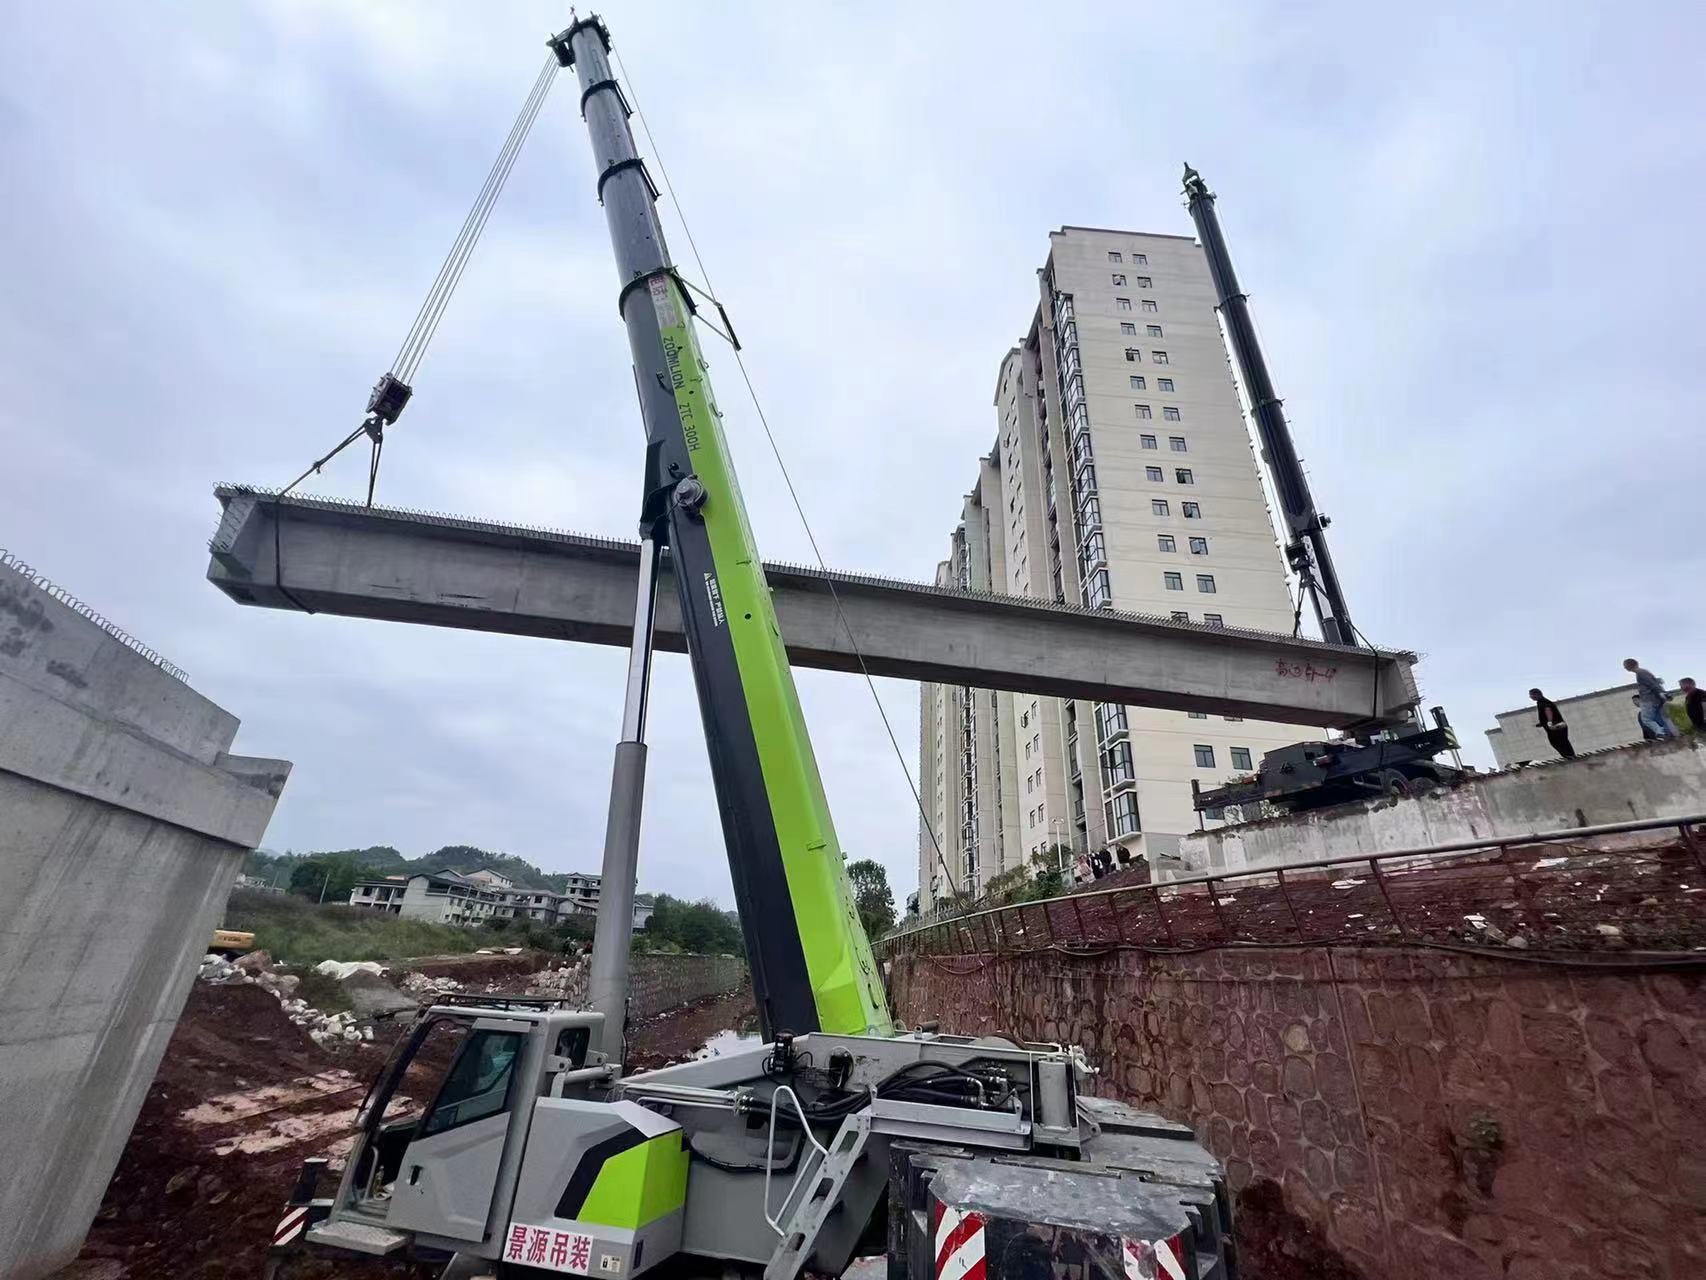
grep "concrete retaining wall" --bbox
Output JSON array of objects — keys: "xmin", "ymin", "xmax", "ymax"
[
  {"xmin": 0, "ymin": 562, "xmax": 288, "ymax": 1280},
  {"xmin": 890, "ymin": 948, "xmax": 1706, "ymax": 1278},
  {"xmin": 1179, "ymin": 737, "xmax": 1705, "ymax": 875},
  {"xmin": 629, "ymin": 953, "xmax": 747, "ymax": 1020}
]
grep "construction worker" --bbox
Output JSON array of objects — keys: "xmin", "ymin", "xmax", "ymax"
[
  {"xmin": 1624, "ymin": 658, "xmax": 1678, "ymax": 740},
  {"xmin": 1529, "ymin": 688, "xmax": 1574, "ymax": 759},
  {"xmin": 1680, "ymin": 677, "xmax": 1704, "ymax": 734}
]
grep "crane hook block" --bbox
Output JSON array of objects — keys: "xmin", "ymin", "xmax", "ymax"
[{"xmin": 366, "ymin": 373, "xmax": 414, "ymax": 426}]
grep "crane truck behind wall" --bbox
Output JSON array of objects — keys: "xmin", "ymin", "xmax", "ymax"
[{"xmin": 1180, "ymin": 165, "xmax": 1463, "ymax": 818}]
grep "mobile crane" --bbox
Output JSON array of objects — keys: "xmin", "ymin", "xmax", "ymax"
[
  {"xmin": 1181, "ymin": 166, "xmax": 1463, "ymax": 821},
  {"xmin": 264, "ymin": 17, "xmax": 1232, "ymax": 1280}
]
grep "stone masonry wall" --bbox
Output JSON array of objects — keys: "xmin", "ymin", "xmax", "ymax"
[
  {"xmin": 628, "ymin": 952, "xmax": 746, "ymax": 1020},
  {"xmin": 890, "ymin": 947, "xmax": 1706, "ymax": 1279}
]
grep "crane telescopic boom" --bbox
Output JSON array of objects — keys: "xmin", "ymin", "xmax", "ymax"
[
  {"xmin": 558, "ymin": 17, "xmax": 888, "ymax": 1045},
  {"xmin": 1182, "ymin": 164, "xmax": 1355, "ymax": 647}
]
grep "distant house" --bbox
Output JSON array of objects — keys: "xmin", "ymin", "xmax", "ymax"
[
  {"xmin": 506, "ymin": 888, "xmax": 564, "ymax": 923},
  {"xmin": 347, "ymin": 870, "xmax": 506, "ymax": 926},
  {"xmin": 349, "ymin": 867, "xmax": 652, "ymax": 930},
  {"xmin": 348, "ymin": 874, "xmax": 409, "ymax": 914}
]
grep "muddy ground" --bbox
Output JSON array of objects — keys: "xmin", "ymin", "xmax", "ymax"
[{"xmin": 72, "ymin": 961, "xmax": 753, "ymax": 1280}]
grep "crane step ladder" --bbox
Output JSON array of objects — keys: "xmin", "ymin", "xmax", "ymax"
[
  {"xmin": 763, "ymin": 1104, "xmax": 874, "ymax": 1280},
  {"xmin": 304, "ymin": 1219, "xmax": 407, "ymax": 1256}
]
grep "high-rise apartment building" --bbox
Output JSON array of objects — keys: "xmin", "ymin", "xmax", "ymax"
[{"xmin": 917, "ymin": 227, "xmax": 1313, "ymax": 909}]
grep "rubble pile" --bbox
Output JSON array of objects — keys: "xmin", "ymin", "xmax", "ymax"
[
  {"xmin": 526, "ymin": 957, "xmax": 590, "ymax": 1002},
  {"xmin": 197, "ymin": 952, "xmax": 382, "ymax": 1048},
  {"xmin": 399, "ymin": 970, "xmax": 465, "ymax": 998}
]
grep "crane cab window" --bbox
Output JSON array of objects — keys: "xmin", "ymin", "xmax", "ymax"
[{"xmin": 420, "ymin": 1030, "xmax": 523, "ymax": 1138}]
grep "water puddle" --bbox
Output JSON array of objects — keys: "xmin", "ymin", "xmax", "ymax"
[{"xmin": 695, "ymin": 1029, "xmax": 762, "ymax": 1059}]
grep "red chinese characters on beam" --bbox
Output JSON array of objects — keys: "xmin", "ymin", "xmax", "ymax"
[{"xmin": 1273, "ymin": 660, "xmax": 1338, "ymax": 683}]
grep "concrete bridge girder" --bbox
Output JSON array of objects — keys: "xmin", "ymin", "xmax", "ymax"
[{"xmin": 206, "ymin": 487, "xmax": 1420, "ymax": 731}]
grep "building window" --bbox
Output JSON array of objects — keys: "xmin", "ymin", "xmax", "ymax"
[
  {"xmin": 1190, "ymin": 536, "xmax": 1208, "ymax": 554},
  {"xmin": 1133, "ymin": 252, "xmax": 1148, "ymax": 264},
  {"xmin": 1111, "ymin": 273, "xmax": 1126, "ymax": 286},
  {"xmin": 1164, "ymin": 571, "xmax": 1184, "ymax": 591},
  {"xmin": 1103, "ymin": 739, "xmax": 1134, "ymax": 786},
  {"xmin": 1141, "ymin": 433, "xmax": 1157, "ymax": 449},
  {"xmin": 1134, "ymin": 403, "xmax": 1152, "ymax": 419},
  {"xmin": 1170, "ymin": 610, "xmax": 1190, "ymax": 621},
  {"xmin": 1182, "ymin": 502, "xmax": 1201, "ymax": 518},
  {"xmin": 1117, "ymin": 297, "xmax": 1132, "ymax": 311},
  {"xmin": 1086, "ymin": 568, "xmax": 1112, "ymax": 609},
  {"xmin": 1197, "ymin": 574, "xmax": 1217, "ymax": 593},
  {"xmin": 1136, "ymin": 275, "xmax": 1152, "ymax": 288},
  {"xmin": 1109, "ymin": 790, "xmax": 1140, "ymax": 837},
  {"xmin": 1164, "ymin": 407, "xmax": 1181, "ymax": 422},
  {"xmin": 1152, "ymin": 499, "xmax": 1170, "ymax": 516},
  {"xmin": 1108, "ymin": 251, "xmax": 1123, "ymax": 263},
  {"xmin": 1158, "ymin": 534, "xmax": 1176, "ymax": 552},
  {"xmin": 1194, "ymin": 744, "xmax": 1216, "ymax": 768},
  {"xmin": 1169, "ymin": 436, "xmax": 1187, "ymax": 452},
  {"xmin": 1203, "ymin": 612, "xmax": 1224, "ymax": 627},
  {"xmin": 1147, "ymin": 324, "xmax": 1163, "ymax": 337},
  {"xmin": 1020, "ymin": 710, "xmax": 1029, "ymax": 727},
  {"xmin": 1026, "ymin": 775, "xmax": 1033, "ymax": 793},
  {"xmin": 1152, "ymin": 350, "xmax": 1169, "ymax": 364},
  {"xmin": 1224, "ymin": 715, "xmax": 1243, "ymax": 722},
  {"xmin": 1121, "ymin": 322, "xmax": 1137, "ymax": 336},
  {"xmin": 1125, "ymin": 348, "xmax": 1141, "ymax": 362},
  {"xmin": 1189, "ymin": 711, "xmax": 1208, "ymax": 719},
  {"xmin": 1146, "ymin": 466, "xmax": 1164, "ymax": 482},
  {"xmin": 1231, "ymin": 747, "xmax": 1253, "ymax": 770},
  {"xmin": 1141, "ymin": 298, "xmax": 1158, "ymax": 312},
  {"xmin": 1130, "ymin": 375, "xmax": 1146, "ymax": 390},
  {"xmin": 1024, "ymin": 740, "xmax": 1032, "ymax": 758},
  {"xmin": 1176, "ymin": 468, "xmax": 1194, "ymax": 484},
  {"xmin": 1158, "ymin": 377, "xmax": 1174, "ymax": 391}
]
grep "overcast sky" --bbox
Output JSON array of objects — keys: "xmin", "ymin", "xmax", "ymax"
[{"xmin": 4, "ymin": 2, "xmax": 1703, "ymax": 907}]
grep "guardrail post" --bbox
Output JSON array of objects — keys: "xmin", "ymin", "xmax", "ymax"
[
  {"xmin": 1679, "ymin": 820, "xmax": 1706, "ymax": 876},
  {"xmin": 1275, "ymin": 867, "xmax": 1310, "ymax": 944},
  {"xmin": 1495, "ymin": 841, "xmax": 1548, "ymax": 941},
  {"xmin": 1152, "ymin": 884, "xmax": 1179, "ymax": 949},
  {"xmin": 1368, "ymin": 857, "xmax": 1410, "ymax": 940},
  {"xmin": 1205, "ymin": 877, "xmax": 1232, "ymax": 946}
]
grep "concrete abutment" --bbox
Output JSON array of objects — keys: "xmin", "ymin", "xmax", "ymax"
[{"xmin": 0, "ymin": 560, "xmax": 289, "ymax": 1280}]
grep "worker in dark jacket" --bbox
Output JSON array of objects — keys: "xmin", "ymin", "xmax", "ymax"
[
  {"xmin": 1529, "ymin": 688, "xmax": 1574, "ymax": 758},
  {"xmin": 1681, "ymin": 677, "xmax": 1705, "ymax": 733}
]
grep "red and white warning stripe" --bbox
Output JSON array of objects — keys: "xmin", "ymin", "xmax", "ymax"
[
  {"xmin": 1122, "ymin": 1234, "xmax": 1187, "ymax": 1280},
  {"xmin": 932, "ymin": 1201, "xmax": 987, "ymax": 1280},
  {"xmin": 273, "ymin": 1206, "xmax": 309, "ymax": 1247}
]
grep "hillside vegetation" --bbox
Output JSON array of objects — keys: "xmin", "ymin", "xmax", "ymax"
[
  {"xmin": 243, "ymin": 843, "xmax": 582, "ymax": 896},
  {"xmin": 220, "ymin": 889, "xmax": 590, "ymax": 966},
  {"xmin": 220, "ymin": 890, "xmax": 737, "ymax": 966}
]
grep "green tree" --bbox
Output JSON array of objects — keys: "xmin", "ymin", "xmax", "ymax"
[
  {"xmin": 846, "ymin": 858, "xmax": 896, "ymax": 940},
  {"xmin": 288, "ymin": 855, "xmax": 358, "ymax": 903},
  {"xmin": 642, "ymin": 895, "xmax": 743, "ymax": 954}
]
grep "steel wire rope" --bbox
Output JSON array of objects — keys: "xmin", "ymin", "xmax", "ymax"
[
  {"xmin": 610, "ymin": 44, "xmax": 961, "ymax": 908},
  {"xmin": 396, "ymin": 54, "xmax": 558, "ymax": 382},
  {"xmin": 282, "ymin": 54, "xmax": 559, "ymax": 498}
]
